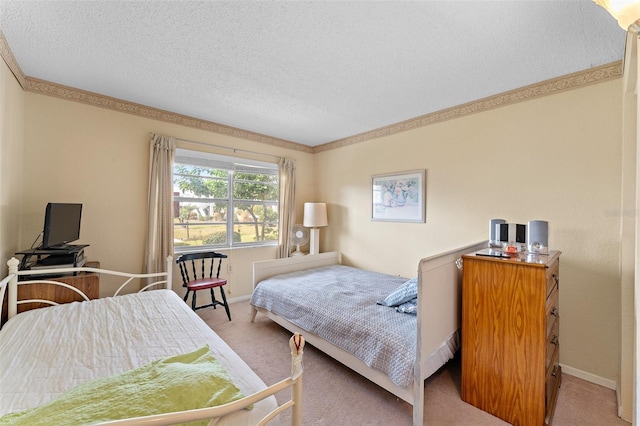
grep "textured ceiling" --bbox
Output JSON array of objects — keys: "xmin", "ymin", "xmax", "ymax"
[{"xmin": 0, "ymin": 0, "xmax": 627, "ymax": 147}]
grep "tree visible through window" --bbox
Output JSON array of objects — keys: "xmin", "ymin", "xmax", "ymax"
[{"xmin": 173, "ymin": 149, "xmax": 279, "ymax": 251}]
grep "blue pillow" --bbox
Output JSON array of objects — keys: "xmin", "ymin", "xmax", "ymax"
[
  {"xmin": 395, "ymin": 298, "xmax": 417, "ymax": 315},
  {"xmin": 378, "ymin": 278, "xmax": 418, "ymax": 307}
]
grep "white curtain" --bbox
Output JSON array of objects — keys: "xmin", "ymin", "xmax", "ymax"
[
  {"xmin": 144, "ymin": 133, "xmax": 176, "ymax": 275},
  {"xmin": 278, "ymin": 158, "xmax": 296, "ymax": 258}
]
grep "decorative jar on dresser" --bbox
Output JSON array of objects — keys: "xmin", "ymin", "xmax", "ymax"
[{"xmin": 461, "ymin": 249, "xmax": 561, "ymax": 426}]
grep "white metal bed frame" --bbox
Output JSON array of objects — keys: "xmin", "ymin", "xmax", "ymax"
[
  {"xmin": 251, "ymin": 241, "xmax": 486, "ymax": 426},
  {"xmin": 1, "ymin": 256, "xmax": 305, "ymax": 426}
]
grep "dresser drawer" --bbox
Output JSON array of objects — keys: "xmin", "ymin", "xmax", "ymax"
[
  {"xmin": 546, "ymin": 318, "xmax": 559, "ymax": 370},
  {"xmin": 546, "ymin": 287, "xmax": 559, "ymax": 337},
  {"xmin": 546, "ymin": 259, "xmax": 560, "ymax": 298},
  {"xmin": 545, "ymin": 347, "xmax": 562, "ymax": 425},
  {"xmin": 546, "ymin": 346, "xmax": 561, "ymax": 411}
]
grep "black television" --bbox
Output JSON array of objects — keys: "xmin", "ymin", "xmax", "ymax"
[{"xmin": 41, "ymin": 203, "xmax": 83, "ymax": 249}]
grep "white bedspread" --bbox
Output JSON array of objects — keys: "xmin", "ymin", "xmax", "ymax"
[{"xmin": 0, "ymin": 290, "xmax": 277, "ymax": 425}]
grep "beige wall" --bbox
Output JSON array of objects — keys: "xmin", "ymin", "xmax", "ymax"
[
  {"xmin": 6, "ymin": 62, "xmax": 629, "ymax": 408},
  {"xmin": 315, "ymin": 80, "xmax": 624, "ymax": 384},
  {"xmin": 21, "ymin": 93, "xmax": 315, "ymax": 297},
  {"xmin": 0, "ymin": 59, "xmax": 24, "ymax": 272}
]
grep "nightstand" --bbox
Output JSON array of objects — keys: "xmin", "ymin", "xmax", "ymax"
[{"xmin": 16, "ymin": 261, "xmax": 100, "ymax": 313}]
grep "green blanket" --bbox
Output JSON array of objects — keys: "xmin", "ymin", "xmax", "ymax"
[{"xmin": 0, "ymin": 346, "xmax": 246, "ymax": 426}]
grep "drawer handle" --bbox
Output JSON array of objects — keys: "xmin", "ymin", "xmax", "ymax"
[
  {"xmin": 551, "ymin": 335, "xmax": 558, "ymax": 346},
  {"xmin": 551, "ymin": 307, "xmax": 558, "ymax": 317},
  {"xmin": 552, "ymin": 365, "xmax": 559, "ymax": 377}
]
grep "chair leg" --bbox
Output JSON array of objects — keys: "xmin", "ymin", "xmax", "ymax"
[
  {"xmin": 210, "ymin": 288, "xmax": 217, "ymax": 310},
  {"xmin": 191, "ymin": 291, "xmax": 197, "ymax": 311},
  {"xmin": 219, "ymin": 286, "xmax": 231, "ymax": 321},
  {"xmin": 183, "ymin": 290, "xmax": 190, "ymax": 303}
]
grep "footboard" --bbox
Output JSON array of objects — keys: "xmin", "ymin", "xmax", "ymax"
[
  {"xmin": 412, "ymin": 240, "xmax": 487, "ymax": 425},
  {"xmin": 1, "ymin": 330, "xmax": 305, "ymax": 426},
  {"xmin": 98, "ymin": 333, "xmax": 305, "ymax": 426},
  {"xmin": 416, "ymin": 241, "xmax": 487, "ymax": 356}
]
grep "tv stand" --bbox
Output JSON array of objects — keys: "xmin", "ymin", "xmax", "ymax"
[
  {"xmin": 43, "ymin": 244, "xmax": 81, "ymax": 251},
  {"xmin": 16, "ymin": 244, "xmax": 89, "ymax": 274}
]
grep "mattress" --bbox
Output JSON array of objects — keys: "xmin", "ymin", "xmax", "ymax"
[
  {"xmin": 251, "ymin": 264, "xmax": 443, "ymax": 388},
  {"xmin": 0, "ymin": 290, "xmax": 277, "ymax": 425}
]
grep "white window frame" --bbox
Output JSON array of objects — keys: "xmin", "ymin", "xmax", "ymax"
[{"xmin": 173, "ymin": 148, "xmax": 279, "ymax": 252}]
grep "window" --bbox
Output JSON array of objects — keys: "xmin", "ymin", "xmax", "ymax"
[{"xmin": 173, "ymin": 148, "xmax": 279, "ymax": 251}]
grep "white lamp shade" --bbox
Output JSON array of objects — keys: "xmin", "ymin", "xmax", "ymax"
[
  {"xmin": 594, "ymin": 0, "xmax": 640, "ymax": 30},
  {"xmin": 303, "ymin": 202, "xmax": 328, "ymax": 228}
]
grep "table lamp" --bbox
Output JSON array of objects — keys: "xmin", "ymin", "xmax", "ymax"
[{"xmin": 303, "ymin": 202, "xmax": 328, "ymax": 255}]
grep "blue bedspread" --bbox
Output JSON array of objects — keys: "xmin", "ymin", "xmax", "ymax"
[{"xmin": 250, "ymin": 264, "xmax": 416, "ymax": 388}]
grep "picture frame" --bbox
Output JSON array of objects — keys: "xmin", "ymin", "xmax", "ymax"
[{"xmin": 371, "ymin": 169, "xmax": 426, "ymax": 223}]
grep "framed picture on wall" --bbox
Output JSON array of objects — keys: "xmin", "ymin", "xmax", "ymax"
[{"xmin": 371, "ymin": 169, "xmax": 426, "ymax": 223}]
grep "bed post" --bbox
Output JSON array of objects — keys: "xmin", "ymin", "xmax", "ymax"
[
  {"xmin": 412, "ymin": 384, "xmax": 424, "ymax": 426},
  {"xmin": 289, "ymin": 333, "xmax": 305, "ymax": 426},
  {"xmin": 413, "ymin": 266, "xmax": 426, "ymax": 426},
  {"xmin": 165, "ymin": 255, "xmax": 173, "ymax": 290},
  {"xmin": 7, "ymin": 257, "xmax": 20, "ymax": 319}
]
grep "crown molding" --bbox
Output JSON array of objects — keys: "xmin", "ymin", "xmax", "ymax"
[
  {"xmin": 0, "ymin": 25, "xmax": 622, "ymax": 154},
  {"xmin": 0, "ymin": 28, "xmax": 311, "ymax": 153},
  {"xmin": 313, "ymin": 60, "xmax": 623, "ymax": 153},
  {"xmin": 24, "ymin": 77, "xmax": 313, "ymax": 154},
  {"xmin": 0, "ymin": 29, "xmax": 26, "ymax": 89}
]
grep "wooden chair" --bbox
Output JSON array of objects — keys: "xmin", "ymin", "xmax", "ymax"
[{"xmin": 175, "ymin": 251, "xmax": 231, "ymax": 320}]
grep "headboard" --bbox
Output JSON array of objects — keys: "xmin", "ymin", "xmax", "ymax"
[{"xmin": 252, "ymin": 251, "xmax": 341, "ymax": 288}]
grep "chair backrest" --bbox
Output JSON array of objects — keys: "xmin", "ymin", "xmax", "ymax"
[{"xmin": 175, "ymin": 252, "xmax": 227, "ymax": 287}]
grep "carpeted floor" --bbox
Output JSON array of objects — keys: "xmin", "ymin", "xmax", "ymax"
[{"xmin": 199, "ymin": 299, "xmax": 629, "ymax": 426}]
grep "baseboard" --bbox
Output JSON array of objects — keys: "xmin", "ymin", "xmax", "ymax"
[
  {"xmin": 227, "ymin": 294, "xmax": 252, "ymax": 304},
  {"xmin": 615, "ymin": 380, "xmax": 633, "ymax": 423},
  {"xmin": 560, "ymin": 363, "xmax": 617, "ymax": 390},
  {"xmin": 618, "ymin": 409, "xmax": 632, "ymax": 423}
]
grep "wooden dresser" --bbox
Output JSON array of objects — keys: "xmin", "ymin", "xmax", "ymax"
[
  {"xmin": 15, "ymin": 261, "xmax": 100, "ymax": 313},
  {"xmin": 1, "ymin": 262, "xmax": 100, "ymax": 325},
  {"xmin": 461, "ymin": 249, "xmax": 561, "ymax": 426}
]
